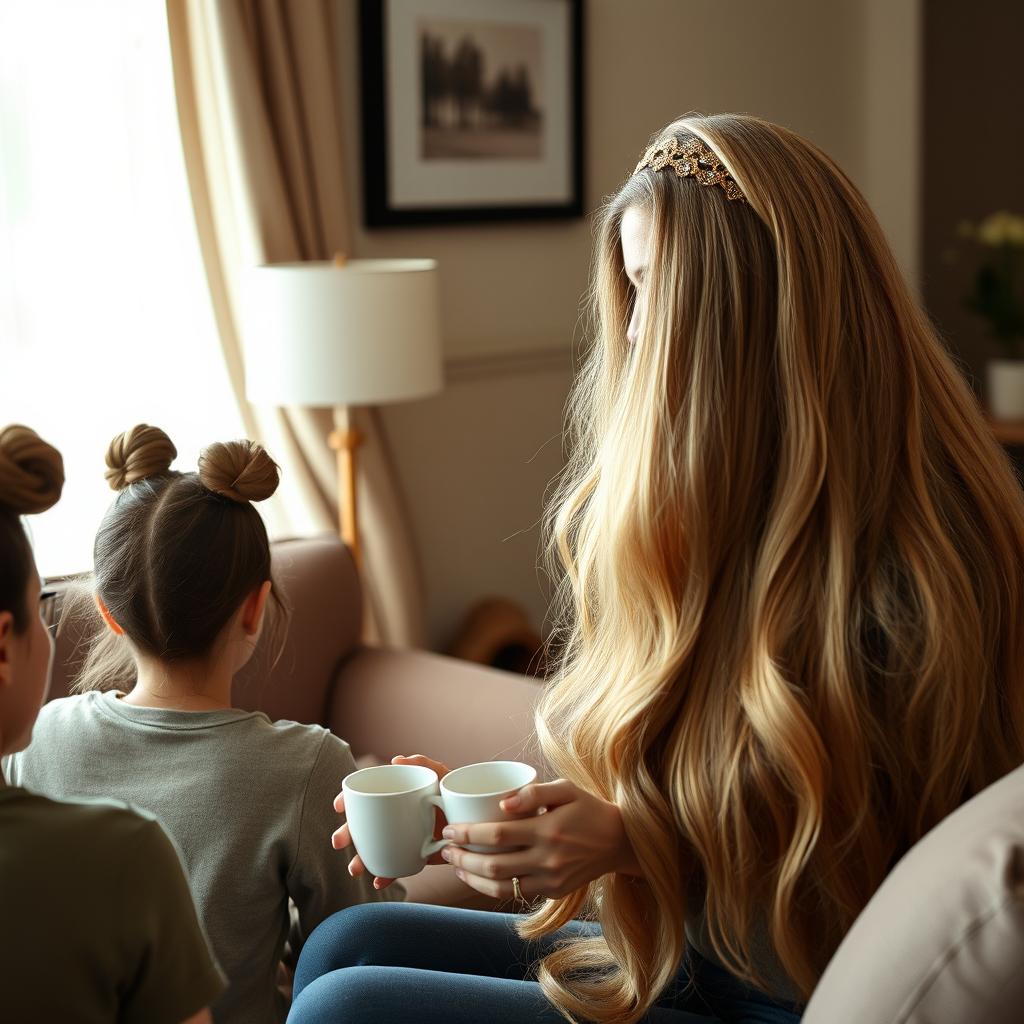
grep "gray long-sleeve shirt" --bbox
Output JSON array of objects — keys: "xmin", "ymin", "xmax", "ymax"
[{"xmin": 5, "ymin": 691, "xmax": 401, "ymax": 1024}]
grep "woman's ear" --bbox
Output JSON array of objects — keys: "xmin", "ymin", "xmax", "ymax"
[
  {"xmin": 94, "ymin": 593, "xmax": 124, "ymax": 636},
  {"xmin": 0, "ymin": 611, "xmax": 14, "ymax": 689},
  {"xmin": 242, "ymin": 580, "xmax": 273, "ymax": 637}
]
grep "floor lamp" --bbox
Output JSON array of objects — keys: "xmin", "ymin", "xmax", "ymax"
[{"xmin": 242, "ymin": 257, "xmax": 443, "ymax": 566}]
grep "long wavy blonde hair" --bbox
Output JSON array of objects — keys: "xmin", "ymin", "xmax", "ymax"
[{"xmin": 520, "ymin": 113, "xmax": 1024, "ymax": 1020}]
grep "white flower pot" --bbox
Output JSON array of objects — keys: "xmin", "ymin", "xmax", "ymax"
[{"xmin": 987, "ymin": 359, "xmax": 1024, "ymax": 421}]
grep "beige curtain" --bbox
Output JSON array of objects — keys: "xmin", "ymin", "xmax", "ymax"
[{"xmin": 166, "ymin": 0, "xmax": 425, "ymax": 647}]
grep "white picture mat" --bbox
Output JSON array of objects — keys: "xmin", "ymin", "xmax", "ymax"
[{"xmin": 385, "ymin": 0, "xmax": 573, "ymax": 209}]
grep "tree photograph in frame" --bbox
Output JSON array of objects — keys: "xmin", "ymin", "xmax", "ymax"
[{"xmin": 359, "ymin": 0, "xmax": 583, "ymax": 227}]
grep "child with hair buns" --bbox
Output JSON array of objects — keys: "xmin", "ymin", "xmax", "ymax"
[
  {"xmin": 5, "ymin": 424, "xmax": 398, "ymax": 1024},
  {"xmin": 0, "ymin": 424, "xmax": 223, "ymax": 1024}
]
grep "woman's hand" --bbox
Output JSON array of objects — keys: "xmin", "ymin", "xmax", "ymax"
[
  {"xmin": 439, "ymin": 778, "xmax": 641, "ymax": 902},
  {"xmin": 331, "ymin": 754, "xmax": 451, "ymax": 891}
]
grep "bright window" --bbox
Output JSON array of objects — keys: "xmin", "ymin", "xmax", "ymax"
[{"xmin": 0, "ymin": 0, "xmax": 243, "ymax": 576}]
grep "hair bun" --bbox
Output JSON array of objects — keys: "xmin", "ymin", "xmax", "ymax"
[
  {"xmin": 0, "ymin": 424, "xmax": 65, "ymax": 515},
  {"xmin": 198, "ymin": 439, "xmax": 279, "ymax": 504},
  {"xmin": 105, "ymin": 424, "xmax": 177, "ymax": 491}
]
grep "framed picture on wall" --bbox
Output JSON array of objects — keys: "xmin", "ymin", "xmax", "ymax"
[{"xmin": 359, "ymin": 0, "xmax": 584, "ymax": 227}]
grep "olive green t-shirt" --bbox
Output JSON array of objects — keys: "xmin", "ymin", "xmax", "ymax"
[
  {"xmin": 7, "ymin": 691, "xmax": 400, "ymax": 1024},
  {"xmin": 0, "ymin": 784, "xmax": 225, "ymax": 1024}
]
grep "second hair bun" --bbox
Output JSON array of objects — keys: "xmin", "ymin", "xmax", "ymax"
[{"xmin": 199, "ymin": 440, "xmax": 279, "ymax": 504}]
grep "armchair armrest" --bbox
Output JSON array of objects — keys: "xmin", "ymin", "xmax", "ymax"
[{"xmin": 327, "ymin": 647, "xmax": 543, "ymax": 771}]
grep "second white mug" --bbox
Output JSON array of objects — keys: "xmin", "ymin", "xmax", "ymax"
[{"xmin": 440, "ymin": 760, "xmax": 538, "ymax": 853}]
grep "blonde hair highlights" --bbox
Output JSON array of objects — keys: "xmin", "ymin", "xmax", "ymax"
[{"xmin": 520, "ymin": 114, "xmax": 1024, "ymax": 1020}]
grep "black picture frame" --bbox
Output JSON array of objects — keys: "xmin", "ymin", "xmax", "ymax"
[{"xmin": 359, "ymin": 0, "xmax": 584, "ymax": 228}]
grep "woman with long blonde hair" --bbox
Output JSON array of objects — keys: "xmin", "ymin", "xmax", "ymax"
[{"xmin": 289, "ymin": 114, "xmax": 1024, "ymax": 1024}]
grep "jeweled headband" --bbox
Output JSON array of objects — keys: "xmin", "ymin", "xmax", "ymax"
[{"xmin": 633, "ymin": 136, "xmax": 746, "ymax": 203}]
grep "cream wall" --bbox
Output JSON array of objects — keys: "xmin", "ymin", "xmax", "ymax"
[
  {"xmin": 331, "ymin": 0, "xmax": 920, "ymax": 650},
  {"xmin": 863, "ymin": 0, "xmax": 921, "ymax": 290}
]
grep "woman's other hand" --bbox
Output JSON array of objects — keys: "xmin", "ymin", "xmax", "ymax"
[
  {"xmin": 331, "ymin": 754, "xmax": 452, "ymax": 891},
  {"xmin": 439, "ymin": 778, "xmax": 641, "ymax": 901}
]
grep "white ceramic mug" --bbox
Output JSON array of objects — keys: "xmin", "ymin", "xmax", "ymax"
[
  {"xmin": 440, "ymin": 760, "xmax": 538, "ymax": 853},
  {"xmin": 342, "ymin": 763, "xmax": 449, "ymax": 879}
]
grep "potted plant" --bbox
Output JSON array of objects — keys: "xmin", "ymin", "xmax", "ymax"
[{"xmin": 959, "ymin": 211, "xmax": 1024, "ymax": 421}]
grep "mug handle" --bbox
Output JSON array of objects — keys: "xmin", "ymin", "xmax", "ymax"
[{"xmin": 421, "ymin": 793, "xmax": 451, "ymax": 859}]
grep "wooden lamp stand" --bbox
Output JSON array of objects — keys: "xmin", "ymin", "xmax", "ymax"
[{"xmin": 328, "ymin": 405, "xmax": 363, "ymax": 567}]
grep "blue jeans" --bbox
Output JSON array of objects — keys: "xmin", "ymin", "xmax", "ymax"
[{"xmin": 289, "ymin": 903, "xmax": 803, "ymax": 1024}]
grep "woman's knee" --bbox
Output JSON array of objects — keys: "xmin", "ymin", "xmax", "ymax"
[
  {"xmin": 293, "ymin": 902, "xmax": 449, "ymax": 999},
  {"xmin": 288, "ymin": 965, "xmax": 554, "ymax": 1024},
  {"xmin": 294, "ymin": 904, "xmax": 386, "ymax": 998},
  {"xmin": 290, "ymin": 964, "xmax": 469, "ymax": 1024},
  {"xmin": 288, "ymin": 967, "xmax": 380, "ymax": 1024}
]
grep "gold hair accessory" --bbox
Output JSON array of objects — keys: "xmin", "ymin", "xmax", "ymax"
[{"xmin": 633, "ymin": 136, "xmax": 746, "ymax": 203}]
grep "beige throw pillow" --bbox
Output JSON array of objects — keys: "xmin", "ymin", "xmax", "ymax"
[{"xmin": 804, "ymin": 764, "xmax": 1024, "ymax": 1024}]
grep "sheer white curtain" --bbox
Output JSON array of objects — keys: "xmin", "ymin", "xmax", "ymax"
[{"xmin": 0, "ymin": 0, "xmax": 245, "ymax": 576}]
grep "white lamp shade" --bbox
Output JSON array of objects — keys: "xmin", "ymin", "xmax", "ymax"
[{"xmin": 242, "ymin": 259, "xmax": 443, "ymax": 407}]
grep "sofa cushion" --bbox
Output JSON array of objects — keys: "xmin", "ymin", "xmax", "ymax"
[{"xmin": 804, "ymin": 764, "xmax": 1024, "ymax": 1024}]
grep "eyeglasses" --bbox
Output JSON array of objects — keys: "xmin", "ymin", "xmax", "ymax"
[{"xmin": 39, "ymin": 587, "xmax": 58, "ymax": 635}]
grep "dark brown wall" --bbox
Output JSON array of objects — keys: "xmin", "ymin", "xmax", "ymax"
[{"xmin": 923, "ymin": 0, "xmax": 1024, "ymax": 391}]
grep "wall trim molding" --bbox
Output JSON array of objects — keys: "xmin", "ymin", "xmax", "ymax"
[{"xmin": 445, "ymin": 345, "xmax": 572, "ymax": 383}]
